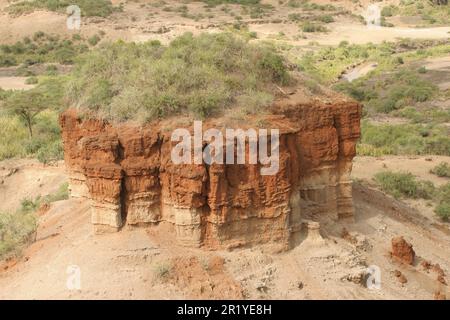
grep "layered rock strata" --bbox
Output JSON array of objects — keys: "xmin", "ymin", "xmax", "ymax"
[{"xmin": 60, "ymin": 97, "xmax": 361, "ymax": 250}]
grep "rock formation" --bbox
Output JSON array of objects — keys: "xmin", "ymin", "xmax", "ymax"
[
  {"xmin": 60, "ymin": 95, "xmax": 361, "ymax": 250},
  {"xmin": 391, "ymin": 236, "xmax": 416, "ymax": 265}
]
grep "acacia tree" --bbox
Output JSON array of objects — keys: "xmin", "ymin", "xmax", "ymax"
[{"xmin": 3, "ymin": 90, "xmax": 47, "ymax": 138}]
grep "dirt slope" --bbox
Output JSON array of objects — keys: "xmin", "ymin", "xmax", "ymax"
[
  {"xmin": 0, "ymin": 160, "xmax": 67, "ymax": 213},
  {"xmin": 0, "ymin": 159, "xmax": 449, "ymax": 299}
]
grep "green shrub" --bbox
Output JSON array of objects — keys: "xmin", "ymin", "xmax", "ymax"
[
  {"xmin": 359, "ymin": 121, "xmax": 450, "ymax": 156},
  {"xmin": 66, "ymin": 32, "xmax": 294, "ymax": 122},
  {"xmin": 153, "ymin": 261, "xmax": 172, "ymax": 280},
  {"xmin": 436, "ymin": 183, "xmax": 450, "ymax": 221},
  {"xmin": 248, "ymin": 31, "xmax": 258, "ymax": 38},
  {"xmin": 0, "ymin": 209, "xmax": 37, "ymax": 259},
  {"xmin": 21, "ymin": 183, "xmax": 69, "ymax": 213},
  {"xmin": 393, "ymin": 0, "xmax": 450, "ymax": 26},
  {"xmin": 436, "ymin": 202, "xmax": 450, "ymax": 221},
  {"xmin": 36, "ymin": 140, "xmax": 64, "ymax": 165},
  {"xmin": 334, "ymin": 81, "xmax": 378, "ymax": 101},
  {"xmin": 25, "ymin": 76, "xmax": 38, "ymax": 85},
  {"xmin": 418, "ymin": 66, "xmax": 427, "ymax": 73},
  {"xmin": 287, "ymin": 0, "xmax": 302, "ymax": 8},
  {"xmin": 424, "ymin": 135, "xmax": 450, "ymax": 155},
  {"xmin": 431, "ymin": 162, "xmax": 450, "ymax": 178},
  {"xmin": 0, "ymin": 183, "xmax": 69, "ymax": 259},
  {"xmin": 0, "ymin": 56, "xmax": 17, "ymax": 67},
  {"xmin": 302, "ymin": 22, "xmax": 328, "ymax": 32},
  {"xmin": 45, "ymin": 64, "xmax": 58, "ymax": 76},
  {"xmin": 54, "ymin": 47, "xmax": 76, "ymax": 64},
  {"xmin": 48, "ymin": 183, "xmax": 69, "ymax": 202},
  {"xmin": 318, "ymin": 14, "xmax": 334, "ymax": 23},
  {"xmin": 0, "ymin": 32, "xmax": 89, "ymax": 67},
  {"xmin": 381, "ymin": 5, "xmax": 398, "ymax": 17},
  {"xmin": 0, "ymin": 116, "xmax": 28, "ymax": 160},
  {"xmin": 2, "ymin": 77, "xmax": 65, "ymax": 139},
  {"xmin": 88, "ymin": 35, "xmax": 101, "ymax": 46},
  {"xmin": 394, "ymin": 106, "xmax": 450, "ymax": 124},
  {"xmin": 288, "ymin": 0, "xmax": 337, "ymax": 11},
  {"xmin": 258, "ymin": 50, "xmax": 290, "ymax": 84},
  {"xmin": 301, "ymin": 40, "xmax": 450, "ymax": 85},
  {"xmin": 374, "ymin": 171, "xmax": 435, "ymax": 199},
  {"xmin": 288, "ymin": 13, "xmax": 302, "ymax": 21},
  {"xmin": 336, "ymin": 68, "xmax": 438, "ymax": 114},
  {"xmin": 372, "ymin": 72, "xmax": 436, "ymax": 113},
  {"xmin": 300, "ymin": 41, "xmax": 394, "ymax": 84},
  {"xmin": 202, "ymin": 0, "xmax": 260, "ymax": 6}
]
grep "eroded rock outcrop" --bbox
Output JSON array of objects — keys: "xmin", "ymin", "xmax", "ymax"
[
  {"xmin": 60, "ymin": 95, "xmax": 361, "ymax": 250},
  {"xmin": 391, "ymin": 236, "xmax": 416, "ymax": 265}
]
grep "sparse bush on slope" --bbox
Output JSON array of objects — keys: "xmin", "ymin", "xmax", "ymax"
[
  {"xmin": 66, "ymin": 32, "xmax": 293, "ymax": 122},
  {"xmin": 301, "ymin": 21, "xmax": 328, "ymax": 32},
  {"xmin": 430, "ymin": 162, "xmax": 450, "ymax": 178},
  {"xmin": 358, "ymin": 121, "xmax": 450, "ymax": 156},
  {"xmin": 335, "ymin": 69, "xmax": 438, "ymax": 114},
  {"xmin": 8, "ymin": 0, "xmax": 116, "ymax": 17},
  {"xmin": 0, "ymin": 31, "xmax": 95, "ymax": 67},
  {"xmin": 374, "ymin": 171, "xmax": 450, "ymax": 221},
  {"xmin": 0, "ymin": 115, "xmax": 28, "ymax": 160},
  {"xmin": 374, "ymin": 171, "xmax": 435, "ymax": 199},
  {"xmin": 395, "ymin": 0, "xmax": 450, "ymax": 25},
  {"xmin": 436, "ymin": 202, "xmax": 450, "ymax": 220},
  {"xmin": 393, "ymin": 106, "xmax": 450, "ymax": 124},
  {"xmin": 0, "ymin": 183, "xmax": 69, "ymax": 260},
  {"xmin": 202, "ymin": 0, "xmax": 260, "ymax": 6},
  {"xmin": 301, "ymin": 41, "xmax": 450, "ymax": 85},
  {"xmin": 0, "ymin": 209, "xmax": 37, "ymax": 260},
  {"xmin": 436, "ymin": 183, "xmax": 450, "ymax": 221}
]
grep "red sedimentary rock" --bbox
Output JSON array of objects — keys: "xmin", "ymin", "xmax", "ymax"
[
  {"xmin": 391, "ymin": 237, "xmax": 415, "ymax": 265},
  {"xmin": 421, "ymin": 260, "xmax": 432, "ymax": 272},
  {"xmin": 60, "ymin": 96, "xmax": 361, "ymax": 249}
]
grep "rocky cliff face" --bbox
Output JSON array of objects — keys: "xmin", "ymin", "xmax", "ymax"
[{"xmin": 60, "ymin": 96, "xmax": 361, "ymax": 250}]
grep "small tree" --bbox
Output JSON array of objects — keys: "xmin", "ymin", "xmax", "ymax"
[{"xmin": 2, "ymin": 90, "xmax": 47, "ymax": 138}]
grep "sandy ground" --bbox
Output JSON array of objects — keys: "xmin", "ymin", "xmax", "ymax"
[
  {"xmin": 422, "ymin": 56, "xmax": 450, "ymax": 91},
  {"xmin": 353, "ymin": 156, "xmax": 450, "ymax": 187},
  {"xmin": 424, "ymin": 56, "xmax": 450, "ymax": 71},
  {"xmin": 0, "ymin": 159, "xmax": 67, "ymax": 213},
  {"xmin": 353, "ymin": 156, "xmax": 450, "ymax": 223},
  {"xmin": 0, "ymin": 157, "xmax": 449, "ymax": 300},
  {"xmin": 291, "ymin": 24, "xmax": 450, "ymax": 46},
  {"xmin": 0, "ymin": 77, "xmax": 35, "ymax": 90}
]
